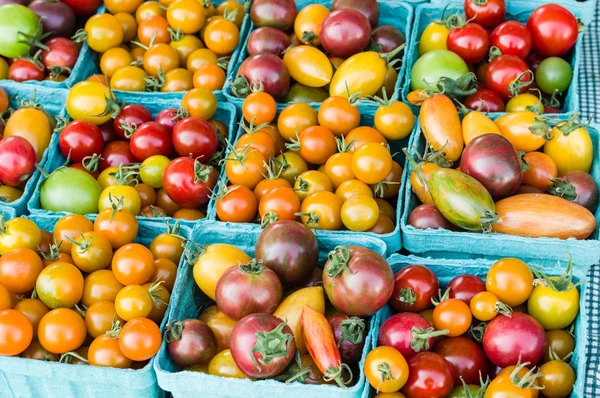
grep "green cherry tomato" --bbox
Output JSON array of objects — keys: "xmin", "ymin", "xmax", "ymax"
[
  {"xmin": 0, "ymin": 4, "xmax": 40, "ymax": 58},
  {"xmin": 535, "ymin": 57, "xmax": 573, "ymax": 95},
  {"xmin": 140, "ymin": 155, "xmax": 171, "ymax": 189},
  {"xmin": 410, "ymin": 50, "xmax": 468, "ymax": 91},
  {"xmin": 40, "ymin": 168, "xmax": 102, "ymax": 215},
  {"xmin": 448, "ymin": 385, "xmax": 483, "ymax": 398}
]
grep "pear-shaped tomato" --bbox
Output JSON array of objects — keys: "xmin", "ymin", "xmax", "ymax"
[
  {"xmin": 420, "ymin": 94, "xmax": 464, "ymax": 162},
  {"xmin": 283, "ymin": 46, "xmax": 332, "ymax": 88}
]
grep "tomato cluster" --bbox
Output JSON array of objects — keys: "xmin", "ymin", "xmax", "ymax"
[
  {"xmin": 37, "ymin": 80, "xmax": 229, "ymax": 219},
  {"xmin": 79, "ymin": 0, "xmax": 245, "ymax": 93},
  {"xmin": 410, "ymin": 2, "xmax": 578, "ymax": 113},
  {"xmin": 0, "ymin": 88, "xmax": 58, "ymax": 203},
  {"xmin": 406, "ymin": 93, "xmax": 598, "ymax": 240},
  {"xmin": 0, "ymin": 213, "xmax": 185, "ymax": 368},
  {"xmin": 232, "ymin": 0, "xmax": 405, "ymax": 102},
  {"xmin": 0, "ymin": 1, "xmax": 89, "ymax": 83},
  {"xmin": 215, "ymin": 90, "xmax": 414, "ymax": 233},
  {"xmin": 167, "ymin": 220, "xmax": 392, "ymax": 385},
  {"xmin": 365, "ymin": 256, "xmax": 580, "ymax": 398}
]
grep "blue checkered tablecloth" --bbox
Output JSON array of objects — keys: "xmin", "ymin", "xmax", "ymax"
[{"xmin": 582, "ymin": 2, "xmax": 600, "ymax": 394}]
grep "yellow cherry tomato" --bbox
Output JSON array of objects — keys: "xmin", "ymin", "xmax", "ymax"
[
  {"xmin": 203, "ymin": 19, "xmax": 240, "ymax": 56},
  {"xmin": 544, "ymin": 117, "xmax": 593, "ymax": 175},
  {"xmin": 80, "ymin": 14, "xmax": 124, "ymax": 53},
  {"xmin": 100, "ymin": 47, "xmax": 133, "ymax": 79},
  {"xmin": 506, "ymin": 93, "xmax": 545, "ymax": 113},
  {"xmin": 66, "ymin": 81, "xmax": 115, "ymax": 125},
  {"xmin": 110, "ymin": 66, "xmax": 148, "ymax": 92},
  {"xmin": 462, "ymin": 111, "xmax": 501, "ymax": 145},
  {"xmin": 418, "ymin": 22, "xmax": 449, "ymax": 55},
  {"xmin": 167, "ymin": 0, "xmax": 206, "ymax": 34},
  {"xmin": 374, "ymin": 100, "xmax": 414, "ymax": 141},
  {"xmin": 215, "ymin": 1, "xmax": 245, "ymax": 28},
  {"xmin": 294, "ymin": 170, "xmax": 333, "ymax": 202},
  {"xmin": 341, "ymin": 194, "xmax": 379, "ymax": 232},
  {"xmin": 365, "ymin": 346, "xmax": 409, "ymax": 393},
  {"xmin": 283, "ymin": 46, "xmax": 332, "ymax": 88}
]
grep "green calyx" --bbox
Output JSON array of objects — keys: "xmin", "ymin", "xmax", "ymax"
[
  {"xmin": 548, "ymin": 178, "xmax": 577, "ymax": 202},
  {"xmin": 109, "ymin": 163, "xmax": 141, "ymax": 186},
  {"xmin": 458, "ymin": 374, "xmax": 490, "ymax": 398},
  {"xmin": 479, "ymin": 209, "xmax": 500, "ymax": 234},
  {"xmin": 231, "ymin": 76, "xmax": 251, "ymax": 98},
  {"xmin": 469, "ymin": 322, "xmax": 487, "ymax": 342},
  {"xmin": 423, "ymin": 72, "xmax": 478, "ymax": 100},
  {"xmin": 324, "ymin": 246, "xmax": 352, "ymax": 278},
  {"xmin": 528, "ymin": 116, "xmax": 555, "ymax": 141},
  {"xmin": 410, "ymin": 326, "xmax": 449, "ymax": 352},
  {"xmin": 397, "ymin": 287, "xmax": 417, "ymax": 307},
  {"xmin": 39, "ymin": 239, "xmax": 62, "ymax": 262},
  {"xmin": 295, "ymin": 211, "xmax": 320, "ymax": 229},
  {"xmin": 508, "ymin": 70, "xmax": 534, "ymax": 98},
  {"xmin": 261, "ymin": 211, "xmax": 279, "ymax": 229},
  {"xmin": 193, "ymin": 159, "xmax": 214, "ymax": 184},
  {"xmin": 532, "ymin": 253, "xmax": 584, "ymax": 293},
  {"xmin": 251, "ymin": 321, "xmax": 293, "ymax": 370},
  {"xmin": 182, "ymin": 240, "xmax": 208, "ymax": 265},
  {"xmin": 323, "ymin": 363, "xmax": 352, "ymax": 389},
  {"xmin": 509, "ymin": 361, "xmax": 543, "ymax": 390},
  {"xmin": 239, "ymin": 258, "xmax": 264, "ymax": 275},
  {"xmin": 339, "ymin": 317, "xmax": 366, "ymax": 345},
  {"xmin": 165, "ymin": 320, "xmax": 184, "ymax": 343},
  {"xmin": 555, "ymin": 112, "xmax": 592, "ymax": 136},
  {"xmin": 65, "ymin": 232, "xmax": 91, "ymax": 254}
]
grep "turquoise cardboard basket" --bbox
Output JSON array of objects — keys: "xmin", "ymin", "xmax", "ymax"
[
  {"xmin": 402, "ymin": 2, "xmax": 584, "ymax": 116},
  {"xmin": 202, "ymin": 102, "xmax": 413, "ymax": 255},
  {"xmin": 0, "ymin": 83, "xmax": 67, "ymax": 218},
  {"xmin": 360, "ymin": 253, "xmax": 588, "ymax": 398},
  {"xmin": 26, "ymin": 94, "xmax": 238, "ymax": 230},
  {"xmin": 95, "ymin": 0, "xmax": 252, "ymax": 102},
  {"xmin": 0, "ymin": 213, "xmax": 192, "ymax": 398},
  {"xmin": 400, "ymin": 118, "xmax": 600, "ymax": 267},
  {"xmin": 154, "ymin": 223, "xmax": 389, "ymax": 398},
  {"xmin": 223, "ymin": 0, "xmax": 414, "ymax": 110}
]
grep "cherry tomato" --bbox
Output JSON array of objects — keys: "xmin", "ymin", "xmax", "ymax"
[
  {"xmin": 115, "ymin": 285, "xmax": 154, "ymax": 321},
  {"xmin": 149, "ymin": 258, "xmax": 178, "ymax": 292},
  {"xmin": 490, "ymin": 21, "xmax": 532, "ymax": 59},
  {"xmin": 254, "ymin": 178, "xmax": 292, "ymax": 203},
  {"xmin": 38, "ymin": 308, "xmax": 86, "ymax": 354},
  {"xmin": 544, "ymin": 330, "xmax": 575, "ymax": 363},
  {"xmin": 522, "ymin": 151, "xmax": 557, "ymax": 191},
  {"xmin": 0, "ymin": 309, "xmax": 33, "ymax": 356},
  {"xmin": 470, "ymin": 291, "xmax": 512, "ymax": 321},
  {"xmin": 365, "ymin": 346, "xmax": 409, "ymax": 393},
  {"xmin": 432, "ymin": 298, "xmax": 472, "ymax": 337},
  {"xmin": 447, "ymin": 274, "xmax": 485, "ymax": 306},
  {"xmin": 447, "ymin": 23, "xmax": 490, "ymax": 64},
  {"xmin": 118, "ymin": 317, "xmax": 162, "ymax": 361},
  {"xmin": 242, "ymin": 92, "xmax": 277, "ymax": 125},
  {"xmin": 66, "ymin": 81, "xmax": 116, "ymax": 125},
  {"xmin": 464, "ymin": 0, "xmax": 506, "ymax": 28},
  {"xmin": 85, "ymin": 301, "xmax": 124, "ymax": 338},
  {"xmin": 318, "ymin": 97, "xmax": 360, "ymax": 137},
  {"xmin": 527, "ymin": 4, "xmax": 578, "ymax": 57},
  {"xmin": 464, "ymin": 88, "xmax": 506, "ymax": 112},
  {"xmin": 216, "ymin": 185, "xmax": 258, "ymax": 223},
  {"xmin": 299, "ymin": 191, "xmax": 343, "ymax": 230},
  {"xmin": 203, "ymin": 19, "xmax": 240, "ymax": 56},
  {"xmin": 0, "ymin": 248, "xmax": 43, "ymax": 294},
  {"xmin": 374, "ymin": 100, "xmax": 414, "ymax": 141},
  {"xmin": 193, "ymin": 64, "xmax": 226, "ymax": 90},
  {"xmin": 94, "ymin": 208, "xmax": 138, "ymax": 249},
  {"xmin": 278, "ymin": 102, "xmax": 318, "ymax": 141},
  {"xmin": 401, "ymin": 352, "xmax": 455, "ymax": 398},
  {"xmin": 340, "ymin": 194, "xmax": 379, "ymax": 232},
  {"xmin": 539, "ymin": 360, "xmax": 575, "ymax": 397},
  {"xmin": 89, "ymin": 334, "xmax": 132, "ymax": 368},
  {"xmin": 433, "ymin": 336, "xmax": 488, "ymax": 386},
  {"xmin": 208, "ymin": 349, "xmax": 250, "ymax": 378},
  {"xmin": 485, "ymin": 258, "xmax": 534, "ymax": 306},
  {"xmin": 259, "ymin": 187, "xmax": 301, "ymax": 224},
  {"xmin": 294, "ymin": 170, "xmax": 333, "ymax": 202},
  {"xmin": 82, "ymin": 270, "xmax": 124, "ymax": 307},
  {"xmin": 112, "ymin": 243, "xmax": 155, "ymax": 286},
  {"xmin": 346, "ymin": 126, "xmax": 387, "ymax": 152},
  {"xmin": 81, "ymin": 14, "xmax": 124, "ymax": 53},
  {"xmin": 352, "ymin": 143, "xmax": 393, "ymax": 185},
  {"xmin": 136, "ymin": 183, "xmax": 157, "ymax": 208},
  {"xmin": 324, "ymin": 152, "xmax": 355, "ymax": 189},
  {"xmin": 138, "ymin": 16, "xmax": 170, "ymax": 46},
  {"xmin": 182, "ymin": 88, "xmax": 218, "ymax": 120},
  {"xmin": 167, "ymin": 0, "xmax": 206, "ymax": 34},
  {"xmin": 35, "ymin": 262, "xmax": 84, "ymax": 309},
  {"xmin": 484, "ymin": 55, "xmax": 533, "ymax": 100},
  {"xmin": 156, "ymin": 188, "xmax": 182, "ymax": 216}
]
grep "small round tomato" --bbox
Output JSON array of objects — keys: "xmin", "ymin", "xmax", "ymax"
[
  {"xmin": 432, "ymin": 298, "xmax": 472, "ymax": 337},
  {"xmin": 115, "ymin": 285, "xmax": 153, "ymax": 321},
  {"xmin": 317, "ymin": 96, "xmax": 360, "ymax": 137},
  {"xmin": 259, "ymin": 187, "xmax": 301, "ymax": 224},
  {"xmin": 254, "ymin": 178, "xmax": 292, "ymax": 202},
  {"xmin": 341, "ymin": 194, "xmax": 379, "ymax": 232},
  {"xmin": 136, "ymin": 1, "xmax": 166, "ymax": 23},
  {"xmin": 216, "ymin": 185, "xmax": 258, "ymax": 223},
  {"xmin": 506, "ymin": 93, "xmax": 544, "ymax": 113},
  {"xmin": 0, "ymin": 248, "xmax": 43, "ymax": 294},
  {"xmin": 70, "ymin": 231, "xmax": 113, "ymax": 273},
  {"xmin": 140, "ymin": 155, "xmax": 171, "ymax": 189},
  {"xmin": 35, "ymin": 262, "xmax": 84, "ymax": 309},
  {"xmin": 149, "ymin": 258, "xmax": 178, "ymax": 292},
  {"xmin": 352, "ymin": 143, "xmax": 393, "ymax": 185},
  {"xmin": 522, "ymin": 152, "xmax": 557, "ymax": 191},
  {"xmin": 66, "ymin": 81, "xmax": 116, "ymax": 125},
  {"xmin": 38, "ymin": 308, "xmax": 87, "ymax": 354},
  {"xmin": 112, "ymin": 243, "xmax": 155, "ymax": 286},
  {"xmin": 136, "ymin": 183, "xmax": 157, "ymax": 208},
  {"xmin": 486, "ymin": 258, "xmax": 534, "ymax": 307},
  {"xmin": 243, "ymin": 92, "xmax": 277, "ymax": 125},
  {"xmin": 418, "ymin": 22, "xmax": 449, "ymax": 55},
  {"xmin": 170, "ymin": 34, "xmax": 204, "ymax": 65},
  {"xmin": 528, "ymin": 269, "xmax": 579, "ymax": 330},
  {"xmin": 137, "ymin": 16, "xmax": 170, "ymax": 46},
  {"xmin": 94, "ymin": 208, "xmax": 138, "ymax": 249},
  {"xmin": 0, "ymin": 285, "xmax": 10, "ymax": 311},
  {"xmin": 104, "ymin": 0, "xmax": 144, "ymax": 14},
  {"xmin": 236, "ymin": 130, "xmax": 276, "ymax": 156},
  {"xmin": 216, "ymin": 0, "xmax": 245, "ymax": 27},
  {"xmin": 401, "ymin": 352, "xmax": 454, "ymax": 398},
  {"xmin": 161, "ymin": 68, "xmax": 194, "ymax": 92},
  {"xmin": 346, "ymin": 126, "xmax": 387, "ymax": 152},
  {"xmin": 89, "ymin": 334, "xmax": 132, "ymax": 368},
  {"xmin": 0, "ymin": 309, "xmax": 33, "ymax": 356},
  {"xmin": 470, "ymin": 291, "xmax": 512, "ymax": 322},
  {"xmin": 80, "ymin": 13, "xmax": 124, "ymax": 53},
  {"xmin": 209, "ymin": 349, "xmax": 250, "ymax": 378},
  {"xmin": 144, "ymin": 281, "xmax": 170, "ymax": 323},
  {"xmin": 489, "ymin": 21, "xmax": 532, "ymax": 59},
  {"xmin": 374, "ymin": 100, "xmax": 414, "ymax": 141},
  {"xmin": 447, "ymin": 23, "xmax": 490, "ymax": 64},
  {"xmin": 278, "ymin": 103, "xmax": 318, "ymax": 142},
  {"xmin": 187, "ymin": 48, "xmax": 219, "ymax": 72},
  {"xmin": 143, "ymin": 43, "xmax": 180, "ymax": 77},
  {"xmin": 484, "ymin": 55, "xmax": 533, "ymax": 100},
  {"xmin": 150, "ymin": 230, "xmax": 185, "ymax": 265},
  {"xmin": 182, "ymin": 88, "xmax": 218, "ymax": 120},
  {"xmin": 299, "ymin": 191, "xmax": 343, "ymax": 230},
  {"xmin": 290, "ymin": 125, "xmax": 337, "ymax": 165},
  {"xmin": 536, "ymin": 57, "xmax": 573, "ymax": 95},
  {"xmin": 119, "ymin": 317, "xmax": 162, "ymax": 361},
  {"xmin": 100, "ymin": 47, "xmax": 133, "ymax": 79},
  {"xmin": 110, "ymin": 66, "xmax": 148, "ymax": 92},
  {"xmin": 527, "ymin": 4, "xmax": 578, "ymax": 57},
  {"xmin": 324, "ymin": 152, "xmax": 355, "ymax": 189},
  {"xmin": 82, "ymin": 270, "xmax": 125, "ymax": 307},
  {"xmin": 167, "ymin": 0, "xmax": 206, "ymax": 34},
  {"xmin": 275, "ymin": 151, "xmax": 309, "ymax": 184},
  {"xmin": 225, "ymin": 146, "xmax": 268, "ymax": 189},
  {"xmin": 544, "ymin": 330, "xmax": 575, "ymax": 363},
  {"xmin": 365, "ymin": 346, "xmax": 409, "ymax": 393},
  {"xmin": 335, "ymin": 179, "xmax": 373, "ymax": 203},
  {"xmin": 294, "ymin": 170, "xmax": 333, "ymax": 201},
  {"xmin": 85, "ymin": 301, "xmax": 124, "ymax": 338},
  {"xmin": 203, "ymin": 19, "xmax": 240, "ymax": 56},
  {"xmin": 193, "ymin": 64, "xmax": 226, "ymax": 90},
  {"xmin": 539, "ymin": 360, "xmax": 575, "ymax": 397},
  {"xmin": 114, "ymin": 12, "xmax": 138, "ymax": 42},
  {"xmin": 99, "ymin": 185, "xmax": 142, "ymax": 216}
]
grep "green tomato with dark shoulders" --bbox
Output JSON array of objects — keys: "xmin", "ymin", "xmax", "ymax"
[
  {"xmin": 410, "ymin": 50, "xmax": 469, "ymax": 91},
  {"xmin": 40, "ymin": 167, "xmax": 101, "ymax": 215}
]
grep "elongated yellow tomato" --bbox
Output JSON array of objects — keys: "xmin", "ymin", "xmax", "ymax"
[
  {"xmin": 283, "ymin": 46, "xmax": 332, "ymax": 88},
  {"xmin": 544, "ymin": 118, "xmax": 593, "ymax": 175},
  {"xmin": 273, "ymin": 287, "xmax": 325, "ymax": 354},
  {"xmin": 494, "ymin": 111, "xmax": 550, "ymax": 152},
  {"xmin": 418, "ymin": 22, "xmax": 449, "ymax": 55},
  {"xmin": 330, "ymin": 51, "xmax": 390, "ymax": 98},
  {"xmin": 462, "ymin": 111, "xmax": 501, "ymax": 145},
  {"xmin": 193, "ymin": 244, "xmax": 251, "ymax": 300},
  {"xmin": 4, "ymin": 108, "xmax": 52, "ymax": 162},
  {"xmin": 420, "ymin": 94, "xmax": 463, "ymax": 162},
  {"xmin": 66, "ymin": 82, "xmax": 115, "ymax": 125}
]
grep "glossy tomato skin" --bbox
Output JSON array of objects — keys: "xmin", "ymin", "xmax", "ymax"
[
  {"xmin": 100, "ymin": 141, "xmax": 137, "ymax": 170},
  {"xmin": 378, "ymin": 312, "xmax": 434, "ymax": 359},
  {"xmin": 62, "ymin": 0, "xmax": 101, "ymax": 15},
  {"xmin": 489, "ymin": 21, "xmax": 532, "ymax": 59},
  {"xmin": 327, "ymin": 313, "xmax": 365, "ymax": 364},
  {"xmin": 460, "ymin": 134, "xmax": 523, "ymax": 200},
  {"xmin": 28, "ymin": 0, "xmax": 76, "ymax": 38},
  {"xmin": 371, "ymin": 25, "xmax": 405, "ymax": 58},
  {"xmin": 246, "ymin": 27, "xmax": 290, "ymax": 57},
  {"xmin": 230, "ymin": 313, "xmax": 296, "ymax": 378},
  {"xmin": 484, "ymin": 55, "xmax": 532, "ymax": 100},
  {"xmin": 167, "ymin": 319, "xmax": 218, "ymax": 367},
  {"xmin": 254, "ymin": 220, "xmax": 319, "ymax": 286},
  {"xmin": 237, "ymin": 54, "xmax": 290, "ymax": 100},
  {"xmin": 447, "ymin": 23, "xmax": 489, "ymax": 64},
  {"xmin": 433, "ymin": 337, "xmax": 488, "ymax": 386},
  {"xmin": 113, "ymin": 104, "xmax": 153, "ymax": 141},
  {"xmin": 162, "ymin": 158, "xmax": 217, "ymax": 208},
  {"xmin": 527, "ymin": 4, "xmax": 578, "ymax": 57},
  {"xmin": 464, "ymin": 0, "xmax": 506, "ymax": 28},
  {"xmin": 41, "ymin": 38, "xmax": 79, "ymax": 70},
  {"xmin": 320, "ymin": 9, "xmax": 372, "ymax": 59},
  {"xmin": 551, "ymin": 171, "xmax": 599, "ymax": 212},
  {"xmin": 250, "ymin": 0, "xmax": 297, "ymax": 31},
  {"xmin": 154, "ymin": 108, "xmax": 183, "ymax": 133},
  {"xmin": 129, "ymin": 122, "xmax": 172, "ymax": 161},
  {"xmin": 401, "ymin": 352, "xmax": 455, "ymax": 398},
  {"xmin": 389, "ymin": 265, "xmax": 439, "ymax": 313},
  {"xmin": 447, "ymin": 275, "xmax": 485, "ymax": 305},
  {"xmin": 323, "ymin": 246, "xmax": 394, "ymax": 317},
  {"xmin": 483, "ymin": 312, "xmax": 546, "ymax": 367},
  {"xmin": 407, "ymin": 204, "xmax": 457, "ymax": 231},
  {"xmin": 172, "ymin": 118, "xmax": 218, "ymax": 159},
  {"xmin": 8, "ymin": 59, "xmax": 45, "ymax": 82},
  {"xmin": 0, "ymin": 136, "xmax": 37, "ymax": 186},
  {"xmin": 59, "ymin": 121, "xmax": 104, "ymax": 163},
  {"xmin": 332, "ymin": 0, "xmax": 379, "ymax": 27},
  {"xmin": 463, "ymin": 89, "xmax": 505, "ymax": 113}
]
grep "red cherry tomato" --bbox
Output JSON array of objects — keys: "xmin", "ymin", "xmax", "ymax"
[
  {"xmin": 401, "ymin": 352, "xmax": 455, "ymax": 398},
  {"xmin": 162, "ymin": 157, "xmax": 218, "ymax": 208},
  {"xmin": 463, "ymin": 88, "xmax": 506, "ymax": 112},
  {"xmin": 8, "ymin": 59, "xmax": 45, "ymax": 82},
  {"xmin": 129, "ymin": 122, "xmax": 173, "ymax": 161},
  {"xmin": 447, "ymin": 23, "xmax": 490, "ymax": 64},
  {"xmin": 389, "ymin": 265, "xmax": 439, "ymax": 313},
  {"xmin": 447, "ymin": 274, "xmax": 485, "ymax": 305},
  {"xmin": 484, "ymin": 54, "xmax": 533, "ymax": 100},
  {"xmin": 464, "ymin": 0, "xmax": 506, "ymax": 29},
  {"xmin": 527, "ymin": 4, "xmax": 578, "ymax": 57},
  {"xmin": 489, "ymin": 21, "xmax": 532, "ymax": 59},
  {"xmin": 62, "ymin": 0, "xmax": 102, "ymax": 15},
  {"xmin": 59, "ymin": 121, "xmax": 104, "ymax": 163},
  {"xmin": 433, "ymin": 337, "xmax": 488, "ymax": 386},
  {"xmin": 100, "ymin": 141, "xmax": 137, "ymax": 170},
  {"xmin": 113, "ymin": 105, "xmax": 153, "ymax": 141},
  {"xmin": 172, "ymin": 117, "xmax": 219, "ymax": 159},
  {"xmin": 41, "ymin": 38, "xmax": 79, "ymax": 71}
]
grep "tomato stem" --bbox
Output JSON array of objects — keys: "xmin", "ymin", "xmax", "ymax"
[
  {"xmin": 301, "ymin": 31, "xmax": 318, "ymax": 45},
  {"xmin": 182, "ymin": 240, "xmax": 207, "ymax": 265},
  {"xmin": 59, "ymin": 351, "xmax": 89, "ymax": 364},
  {"xmin": 479, "ymin": 209, "xmax": 500, "ymax": 234},
  {"xmin": 239, "ymin": 258, "xmax": 264, "ymax": 275},
  {"xmin": 507, "ymin": 69, "xmax": 534, "ymax": 98},
  {"xmin": 397, "ymin": 287, "xmax": 417, "ymax": 307},
  {"xmin": 339, "ymin": 317, "xmax": 366, "ymax": 345},
  {"xmin": 250, "ymin": 321, "xmax": 294, "ymax": 371},
  {"xmin": 38, "ymin": 239, "xmax": 62, "ymax": 261},
  {"xmin": 555, "ymin": 112, "xmax": 592, "ymax": 136},
  {"xmin": 531, "ymin": 253, "xmax": 583, "ymax": 292},
  {"xmin": 494, "ymin": 301, "xmax": 513, "ymax": 318},
  {"xmin": 410, "ymin": 326, "xmax": 449, "ymax": 353},
  {"xmin": 295, "ymin": 211, "xmax": 320, "ymax": 229},
  {"xmin": 260, "ymin": 212, "xmax": 279, "ymax": 229},
  {"xmin": 231, "ymin": 75, "xmax": 251, "ymax": 98},
  {"xmin": 548, "ymin": 178, "xmax": 577, "ymax": 202},
  {"xmin": 324, "ymin": 246, "xmax": 352, "ymax": 278},
  {"xmin": 323, "ymin": 363, "xmax": 352, "ymax": 389},
  {"xmin": 376, "ymin": 362, "xmax": 394, "ymax": 393},
  {"xmin": 469, "ymin": 322, "xmax": 486, "ymax": 342},
  {"xmin": 165, "ymin": 320, "xmax": 184, "ymax": 343},
  {"xmin": 509, "ymin": 360, "xmax": 543, "ymax": 390}
]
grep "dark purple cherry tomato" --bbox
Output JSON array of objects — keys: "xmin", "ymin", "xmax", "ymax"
[
  {"xmin": 447, "ymin": 23, "xmax": 490, "ymax": 64},
  {"xmin": 370, "ymin": 25, "xmax": 405, "ymax": 59},
  {"xmin": 129, "ymin": 122, "xmax": 172, "ymax": 161},
  {"xmin": 29, "ymin": 0, "xmax": 76, "ymax": 38},
  {"xmin": 389, "ymin": 265, "xmax": 439, "ymax": 313},
  {"xmin": 463, "ymin": 88, "xmax": 506, "ymax": 112},
  {"xmin": 489, "ymin": 21, "xmax": 532, "ymax": 59},
  {"xmin": 320, "ymin": 9, "xmax": 372, "ymax": 59},
  {"xmin": 401, "ymin": 352, "xmax": 455, "ymax": 398},
  {"xmin": 98, "ymin": 122, "xmax": 118, "ymax": 144},
  {"xmin": 526, "ymin": 52, "xmax": 545, "ymax": 73},
  {"xmin": 331, "ymin": 0, "xmax": 379, "ymax": 27},
  {"xmin": 327, "ymin": 314, "xmax": 365, "ymax": 364},
  {"xmin": 236, "ymin": 53, "xmax": 290, "ymax": 100},
  {"xmin": 100, "ymin": 141, "xmax": 137, "ymax": 170},
  {"xmin": 246, "ymin": 27, "xmax": 291, "ymax": 58},
  {"xmin": 250, "ymin": 0, "xmax": 297, "ymax": 31},
  {"xmin": 549, "ymin": 171, "xmax": 599, "ymax": 212},
  {"xmin": 447, "ymin": 274, "xmax": 485, "ymax": 305},
  {"xmin": 59, "ymin": 120, "xmax": 104, "ymax": 163},
  {"xmin": 166, "ymin": 319, "xmax": 217, "ymax": 367},
  {"xmin": 113, "ymin": 104, "xmax": 152, "ymax": 141},
  {"xmin": 172, "ymin": 118, "xmax": 218, "ymax": 160},
  {"xmin": 433, "ymin": 337, "xmax": 488, "ymax": 386},
  {"xmin": 407, "ymin": 204, "xmax": 457, "ymax": 231}
]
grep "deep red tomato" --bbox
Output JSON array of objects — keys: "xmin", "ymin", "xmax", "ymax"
[
  {"xmin": 447, "ymin": 274, "xmax": 486, "ymax": 305},
  {"xmin": 162, "ymin": 157, "xmax": 218, "ymax": 208},
  {"xmin": 484, "ymin": 54, "xmax": 533, "ymax": 100},
  {"xmin": 463, "ymin": 88, "xmax": 506, "ymax": 112},
  {"xmin": 447, "ymin": 23, "xmax": 489, "ymax": 64},
  {"xmin": 41, "ymin": 38, "xmax": 79, "ymax": 71},
  {"xmin": 489, "ymin": 21, "xmax": 532, "ymax": 59},
  {"xmin": 464, "ymin": 0, "xmax": 506, "ymax": 28},
  {"xmin": 98, "ymin": 122, "xmax": 118, "ymax": 144},
  {"xmin": 527, "ymin": 4, "xmax": 578, "ymax": 57},
  {"xmin": 8, "ymin": 59, "xmax": 45, "ymax": 82},
  {"xmin": 389, "ymin": 265, "xmax": 439, "ymax": 313},
  {"xmin": 0, "ymin": 136, "xmax": 37, "ymax": 187},
  {"xmin": 433, "ymin": 337, "xmax": 488, "ymax": 386},
  {"xmin": 113, "ymin": 104, "xmax": 153, "ymax": 141},
  {"xmin": 129, "ymin": 122, "xmax": 172, "ymax": 161},
  {"xmin": 401, "ymin": 352, "xmax": 455, "ymax": 398},
  {"xmin": 172, "ymin": 118, "xmax": 219, "ymax": 159},
  {"xmin": 100, "ymin": 141, "xmax": 137, "ymax": 170},
  {"xmin": 59, "ymin": 121, "xmax": 104, "ymax": 163},
  {"xmin": 155, "ymin": 108, "xmax": 185, "ymax": 133},
  {"xmin": 61, "ymin": 0, "xmax": 102, "ymax": 15}
]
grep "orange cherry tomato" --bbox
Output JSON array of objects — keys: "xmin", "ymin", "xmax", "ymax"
[
  {"xmin": 203, "ymin": 19, "xmax": 240, "ymax": 56},
  {"xmin": 172, "ymin": 208, "xmax": 206, "ymax": 220},
  {"xmin": 522, "ymin": 151, "xmax": 557, "ymax": 191},
  {"xmin": 82, "ymin": 270, "xmax": 125, "ymax": 307},
  {"xmin": 182, "ymin": 88, "xmax": 218, "ymax": 120},
  {"xmin": 114, "ymin": 13, "xmax": 138, "ymax": 43},
  {"xmin": 294, "ymin": 170, "xmax": 333, "ymax": 202},
  {"xmin": 254, "ymin": 178, "xmax": 292, "ymax": 203},
  {"xmin": 53, "ymin": 215, "xmax": 94, "ymax": 255},
  {"xmin": 236, "ymin": 130, "xmax": 276, "ymax": 156},
  {"xmin": 225, "ymin": 146, "xmax": 268, "ymax": 189},
  {"xmin": 15, "ymin": 298, "xmax": 49, "ymax": 339},
  {"xmin": 278, "ymin": 103, "xmax": 318, "ymax": 142},
  {"xmin": 432, "ymin": 298, "xmax": 472, "ymax": 337},
  {"xmin": 118, "ymin": 317, "xmax": 162, "ymax": 361},
  {"xmin": 299, "ymin": 191, "xmax": 343, "ymax": 230},
  {"xmin": 85, "ymin": 301, "xmax": 124, "ymax": 338},
  {"xmin": 112, "ymin": 244, "xmax": 156, "ymax": 286},
  {"xmin": 352, "ymin": 143, "xmax": 393, "ymax": 185},
  {"xmin": 259, "ymin": 187, "xmax": 301, "ymax": 224},
  {"xmin": 38, "ymin": 308, "xmax": 87, "ymax": 354},
  {"xmin": 346, "ymin": 126, "xmax": 387, "ymax": 152},
  {"xmin": 335, "ymin": 179, "xmax": 373, "ymax": 202},
  {"xmin": 318, "ymin": 97, "xmax": 360, "ymax": 137},
  {"xmin": 216, "ymin": 185, "xmax": 258, "ymax": 223},
  {"xmin": 167, "ymin": 0, "xmax": 206, "ymax": 34},
  {"xmin": 242, "ymin": 92, "xmax": 277, "ymax": 125},
  {"xmin": 137, "ymin": 16, "xmax": 171, "ymax": 47},
  {"xmin": 324, "ymin": 152, "xmax": 355, "ymax": 189},
  {"xmin": 0, "ymin": 309, "xmax": 33, "ymax": 356},
  {"xmin": 149, "ymin": 258, "xmax": 178, "ymax": 292},
  {"xmin": 193, "ymin": 64, "xmax": 226, "ymax": 90},
  {"xmin": 89, "ymin": 334, "xmax": 132, "ymax": 368},
  {"xmin": 290, "ymin": 125, "xmax": 337, "ymax": 165},
  {"xmin": 0, "ymin": 248, "xmax": 43, "ymax": 294},
  {"xmin": 35, "ymin": 262, "xmax": 84, "ymax": 309}
]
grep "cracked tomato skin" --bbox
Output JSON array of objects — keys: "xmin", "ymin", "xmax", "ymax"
[
  {"xmin": 323, "ymin": 246, "xmax": 394, "ymax": 317},
  {"xmin": 229, "ymin": 313, "xmax": 296, "ymax": 379},
  {"xmin": 389, "ymin": 265, "xmax": 439, "ymax": 313}
]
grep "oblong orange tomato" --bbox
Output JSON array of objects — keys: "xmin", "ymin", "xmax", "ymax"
[
  {"xmin": 494, "ymin": 111, "xmax": 550, "ymax": 152},
  {"xmin": 462, "ymin": 111, "xmax": 501, "ymax": 145},
  {"xmin": 419, "ymin": 94, "xmax": 463, "ymax": 162}
]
